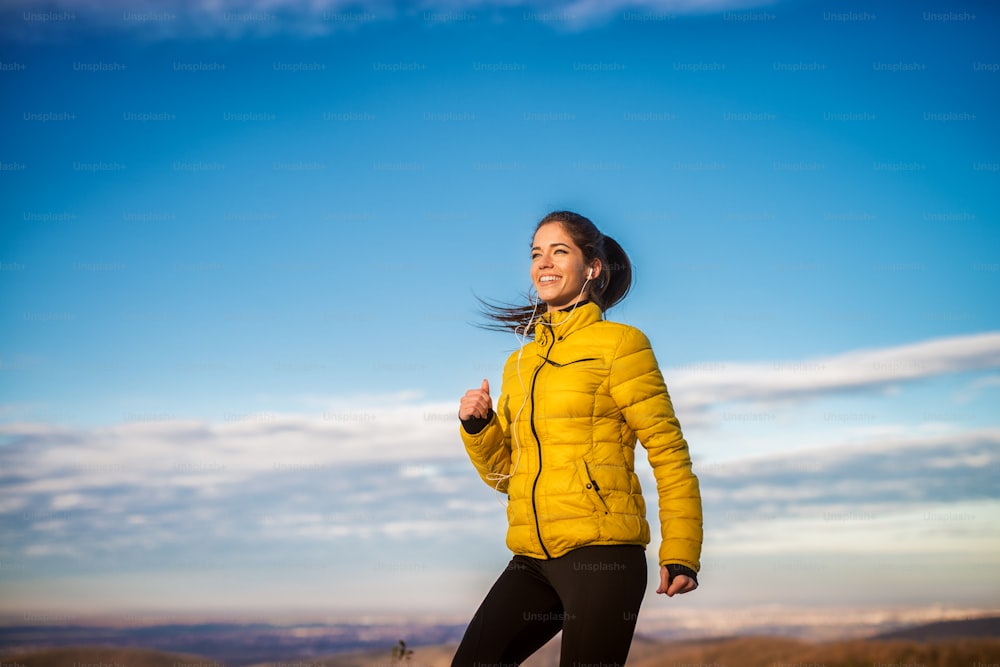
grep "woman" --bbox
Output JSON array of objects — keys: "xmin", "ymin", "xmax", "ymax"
[{"xmin": 454, "ymin": 211, "xmax": 702, "ymax": 667}]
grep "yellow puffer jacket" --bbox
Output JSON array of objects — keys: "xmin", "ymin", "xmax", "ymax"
[{"xmin": 461, "ymin": 302, "xmax": 702, "ymax": 571}]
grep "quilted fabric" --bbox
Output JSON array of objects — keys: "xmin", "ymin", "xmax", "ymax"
[{"xmin": 461, "ymin": 302, "xmax": 702, "ymax": 570}]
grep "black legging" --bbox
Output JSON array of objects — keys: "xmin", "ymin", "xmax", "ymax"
[{"xmin": 452, "ymin": 545, "xmax": 647, "ymax": 667}]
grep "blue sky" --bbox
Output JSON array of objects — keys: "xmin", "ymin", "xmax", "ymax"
[{"xmin": 1, "ymin": 0, "xmax": 999, "ymax": 628}]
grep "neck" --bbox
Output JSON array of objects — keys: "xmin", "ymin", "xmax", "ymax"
[{"xmin": 547, "ymin": 297, "xmax": 590, "ymax": 314}]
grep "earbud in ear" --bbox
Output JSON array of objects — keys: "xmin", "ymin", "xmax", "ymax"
[{"xmin": 587, "ymin": 267, "xmax": 594, "ymax": 280}]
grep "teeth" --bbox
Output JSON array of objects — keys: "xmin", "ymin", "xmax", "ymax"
[{"xmin": 540, "ymin": 276, "xmax": 560, "ymax": 283}]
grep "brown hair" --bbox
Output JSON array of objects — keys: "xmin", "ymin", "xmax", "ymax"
[{"xmin": 478, "ymin": 210, "xmax": 633, "ymax": 334}]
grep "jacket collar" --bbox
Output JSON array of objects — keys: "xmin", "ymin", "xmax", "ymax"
[{"xmin": 533, "ymin": 301, "xmax": 602, "ymax": 347}]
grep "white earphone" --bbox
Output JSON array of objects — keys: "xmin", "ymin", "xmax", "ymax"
[{"xmin": 490, "ymin": 267, "xmax": 595, "ymax": 501}]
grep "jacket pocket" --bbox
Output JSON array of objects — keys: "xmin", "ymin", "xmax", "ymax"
[
  {"xmin": 576, "ymin": 459, "xmax": 610, "ymax": 515},
  {"xmin": 543, "ymin": 356, "xmax": 599, "ymax": 368}
]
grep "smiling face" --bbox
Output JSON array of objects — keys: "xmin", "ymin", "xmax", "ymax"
[{"xmin": 530, "ymin": 222, "xmax": 600, "ymax": 313}]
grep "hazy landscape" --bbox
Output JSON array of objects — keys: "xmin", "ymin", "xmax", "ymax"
[{"xmin": 2, "ymin": 615, "xmax": 999, "ymax": 667}]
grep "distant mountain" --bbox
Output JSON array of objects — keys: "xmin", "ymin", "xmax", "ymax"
[
  {"xmin": 872, "ymin": 615, "xmax": 1000, "ymax": 641},
  {"xmin": 0, "ymin": 646, "xmax": 222, "ymax": 667},
  {"xmin": 0, "ymin": 622, "xmax": 466, "ymax": 666}
]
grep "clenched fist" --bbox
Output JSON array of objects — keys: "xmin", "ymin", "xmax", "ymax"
[{"xmin": 459, "ymin": 378, "xmax": 492, "ymax": 421}]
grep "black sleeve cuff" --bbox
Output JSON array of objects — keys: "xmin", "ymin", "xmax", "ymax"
[
  {"xmin": 666, "ymin": 563, "xmax": 698, "ymax": 584},
  {"xmin": 461, "ymin": 408, "xmax": 494, "ymax": 435}
]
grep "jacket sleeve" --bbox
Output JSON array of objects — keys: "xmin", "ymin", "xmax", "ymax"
[
  {"xmin": 459, "ymin": 390, "xmax": 513, "ymax": 493},
  {"xmin": 609, "ymin": 327, "xmax": 703, "ymax": 572}
]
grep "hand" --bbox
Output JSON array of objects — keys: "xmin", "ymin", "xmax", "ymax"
[
  {"xmin": 458, "ymin": 378, "xmax": 492, "ymax": 421},
  {"xmin": 657, "ymin": 565, "xmax": 697, "ymax": 596}
]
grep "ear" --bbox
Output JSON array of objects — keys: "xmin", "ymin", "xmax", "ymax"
[{"xmin": 588, "ymin": 259, "xmax": 602, "ymax": 280}]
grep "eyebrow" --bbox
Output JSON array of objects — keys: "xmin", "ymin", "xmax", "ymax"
[{"xmin": 530, "ymin": 242, "xmax": 572, "ymax": 251}]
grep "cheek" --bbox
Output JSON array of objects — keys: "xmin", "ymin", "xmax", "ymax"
[{"xmin": 562, "ymin": 260, "xmax": 583, "ymax": 279}]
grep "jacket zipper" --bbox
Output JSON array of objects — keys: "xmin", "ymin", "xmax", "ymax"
[{"xmin": 528, "ymin": 327, "xmax": 556, "ymax": 559}]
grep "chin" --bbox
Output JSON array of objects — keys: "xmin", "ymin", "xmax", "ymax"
[{"xmin": 538, "ymin": 293, "xmax": 563, "ymax": 306}]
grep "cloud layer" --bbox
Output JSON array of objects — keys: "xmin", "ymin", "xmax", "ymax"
[
  {"xmin": 7, "ymin": 0, "xmax": 780, "ymax": 39},
  {"xmin": 665, "ymin": 331, "xmax": 1000, "ymax": 418},
  {"xmin": 2, "ymin": 330, "xmax": 998, "ymax": 612}
]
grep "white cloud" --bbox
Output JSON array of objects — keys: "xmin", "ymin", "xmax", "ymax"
[
  {"xmin": 6, "ymin": 0, "xmax": 780, "ymax": 39},
  {"xmin": 49, "ymin": 493, "xmax": 89, "ymax": 510},
  {"xmin": 666, "ymin": 331, "xmax": 1000, "ymax": 422},
  {"xmin": 0, "ymin": 399, "xmax": 460, "ymax": 496},
  {"xmin": 956, "ymin": 373, "xmax": 1000, "ymax": 403},
  {"xmin": 554, "ymin": 0, "xmax": 777, "ymax": 23}
]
